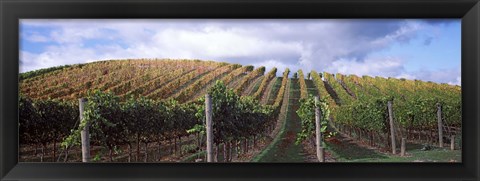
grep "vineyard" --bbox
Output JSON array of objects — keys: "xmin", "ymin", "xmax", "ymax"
[{"xmin": 19, "ymin": 59, "xmax": 461, "ymax": 162}]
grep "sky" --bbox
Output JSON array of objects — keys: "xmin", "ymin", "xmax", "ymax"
[{"xmin": 20, "ymin": 19, "xmax": 461, "ymax": 85}]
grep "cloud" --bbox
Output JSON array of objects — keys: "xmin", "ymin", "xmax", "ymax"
[
  {"xmin": 251, "ymin": 59, "xmax": 296, "ymax": 77},
  {"xmin": 413, "ymin": 67, "xmax": 461, "ymax": 85},
  {"xmin": 391, "ymin": 66, "xmax": 461, "ymax": 85},
  {"xmin": 395, "ymin": 73, "xmax": 417, "ymax": 80},
  {"xmin": 150, "ymin": 27, "xmax": 304, "ymax": 59},
  {"xmin": 20, "ymin": 45, "xmax": 97, "ymax": 72},
  {"xmin": 449, "ymin": 76, "xmax": 461, "ymax": 86},
  {"xmin": 19, "ymin": 19, "xmax": 460, "ymax": 85},
  {"xmin": 24, "ymin": 32, "xmax": 50, "ymax": 43},
  {"xmin": 325, "ymin": 56, "xmax": 405, "ymax": 78},
  {"xmin": 423, "ymin": 36, "xmax": 434, "ymax": 46}
]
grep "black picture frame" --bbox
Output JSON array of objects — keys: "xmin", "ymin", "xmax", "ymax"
[{"xmin": 1, "ymin": 0, "xmax": 479, "ymax": 180}]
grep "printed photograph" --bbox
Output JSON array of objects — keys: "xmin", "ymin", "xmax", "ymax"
[{"xmin": 19, "ymin": 19, "xmax": 461, "ymax": 163}]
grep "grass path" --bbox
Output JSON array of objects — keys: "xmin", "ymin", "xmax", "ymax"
[
  {"xmin": 266, "ymin": 78, "xmax": 282, "ymax": 105},
  {"xmin": 227, "ymin": 74, "xmax": 247, "ymax": 88},
  {"xmin": 324, "ymin": 126, "xmax": 387, "ymax": 162},
  {"xmin": 300, "ymin": 79, "xmax": 337, "ymax": 162},
  {"xmin": 255, "ymin": 79, "xmax": 305, "ymax": 162},
  {"xmin": 260, "ymin": 77, "xmax": 278, "ymax": 105},
  {"xmin": 242, "ymin": 76, "xmax": 264, "ymax": 96},
  {"xmin": 255, "ymin": 78, "xmax": 461, "ymax": 163}
]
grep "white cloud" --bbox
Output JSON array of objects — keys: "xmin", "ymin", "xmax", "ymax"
[
  {"xmin": 395, "ymin": 73, "xmax": 417, "ymax": 80},
  {"xmin": 413, "ymin": 67, "xmax": 461, "ymax": 85},
  {"xmin": 151, "ymin": 28, "xmax": 304, "ymax": 60},
  {"xmin": 24, "ymin": 33, "xmax": 50, "ymax": 43},
  {"xmin": 449, "ymin": 76, "xmax": 461, "ymax": 86},
  {"xmin": 325, "ymin": 56, "xmax": 405, "ymax": 78},
  {"xmin": 19, "ymin": 19, "xmax": 460, "ymax": 85},
  {"xmin": 20, "ymin": 45, "xmax": 97, "ymax": 72},
  {"xmin": 252, "ymin": 59, "xmax": 296, "ymax": 77},
  {"xmin": 371, "ymin": 20, "xmax": 422, "ymax": 46},
  {"xmin": 393, "ymin": 67, "xmax": 461, "ymax": 85}
]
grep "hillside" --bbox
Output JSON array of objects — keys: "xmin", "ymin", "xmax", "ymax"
[
  {"xmin": 20, "ymin": 59, "xmax": 460, "ymax": 103},
  {"xmin": 20, "ymin": 59, "xmax": 273, "ymax": 103},
  {"xmin": 19, "ymin": 59, "xmax": 462, "ymax": 163}
]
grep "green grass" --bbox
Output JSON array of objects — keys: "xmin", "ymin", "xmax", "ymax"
[
  {"xmin": 305, "ymin": 79, "xmax": 319, "ymax": 96},
  {"xmin": 325, "ymin": 134, "xmax": 461, "ymax": 162},
  {"xmin": 254, "ymin": 79, "xmax": 305, "ymax": 162},
  {"xmin": 251, "ymin": 112, "xmax": 288, "ymax": 162},
  {"xmin": 353, "ymin": 147, "xmax": 461, "ymax": 162},
  {"xmin": 250, "ymin": 77, "xmax": 264, "ymax": 95},
  {"xmin": 325, "ymin": 140, "xmax": 387, "ymax": 161},
  {"xmin": 266, "ymin": 78, "xmax": 282, "ymax": 105},
  {"xmin": 181, "ymin": 151, "xmax": 206, "ymax": 162},
  {"xmin": 252, "ymin": 80, "xmax": 290, "ymax": 162}
]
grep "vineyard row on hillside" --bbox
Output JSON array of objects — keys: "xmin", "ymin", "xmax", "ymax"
[
  {"xmin": 19, "ymin": 67, "xmax": 292, "ymax": 162},
  {"xmin": 306, "ymin": 70, "xmax": 461, "ymax": 151}
]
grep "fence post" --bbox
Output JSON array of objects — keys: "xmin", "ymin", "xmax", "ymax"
[
  {"xmin": 315, "ymin": 96, "xmax": 325, "ymax": 162},
  {"xmin": 400, "ymin": 138, "xmax": 406, "ymax": 156},
  {"xmin": 387, "ymin": 101, "xmax": 396, "ymax": 154},
  {"xmin": 450, "ymin": 135, "xmax": 455, "ymax": 150},
  {"xmin": 437, "ymin": 103, "xmax": 443, "ymax": 147},
  {"xmin": 205, "ymin": 94, "xmax": 214, "ymax": 162},
  {"xmin": 79, "ymin": 98, "xmax": 90, "ymax": 162}
]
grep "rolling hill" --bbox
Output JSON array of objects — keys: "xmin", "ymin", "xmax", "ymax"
[{"xmin": 18, "ymin": 59, "xmax": 461, "ymax": 163}]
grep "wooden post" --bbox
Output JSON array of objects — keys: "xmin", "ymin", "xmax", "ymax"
[
  {"xmin": 319, "ymin": 147, "xmax": 325, "ymax": 162},
  {"xmin": 205, "ymin": 94, "xmax": 214, "ymax": 162},
  {"xmin": 315, "ymin": 96, "xmax": 324, "ymax": 162},
  {"xmin": 450, "ymin": 135, "xmax": 455, "ymax": 150},
  {"xmin": 79, "ymin": 98, "xmax": 90, "ymax": 162},
  {"xmin": 387, "ymin": 101, "xmax": 396, "ymax": 154},
  {"xmin": 437, "ymin": 103, "xmax": 443, "ymax": 147},
  {"xmin": 400, "ymin": 138, "xmax": 406, "ymax": 156},
  {"xmin": 214, "ymin": 144, "xmax": 219, "ymax": 162}
]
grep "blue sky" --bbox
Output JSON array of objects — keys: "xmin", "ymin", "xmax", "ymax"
[{"xmin": 20, "ymin": 19, "xmax": 461, "ymax": 85}]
